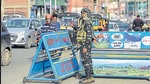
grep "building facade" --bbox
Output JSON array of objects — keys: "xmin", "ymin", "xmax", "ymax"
[
  {"xmin": 1, "ymin": 0, "xmax": 31, "ymax": 18},
  {"xmin": 67, "ymin": 0, "xmax": 108, "ymax": 14}
]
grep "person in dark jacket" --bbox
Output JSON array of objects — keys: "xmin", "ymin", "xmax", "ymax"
[
  {"xmin": 132, "ymin": 15, "xmax": 144, "ymax": 31},
  {"xmin": 76, "ymin": 8, "xmax": 95, "ymax": 83}
]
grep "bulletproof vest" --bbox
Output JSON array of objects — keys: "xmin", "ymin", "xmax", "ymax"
[{"xmin": 76, "ymin": 19, "xmax": 86, "ymax": 43}]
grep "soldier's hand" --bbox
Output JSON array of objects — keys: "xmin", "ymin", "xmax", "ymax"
[
  {"xmin": 83, "ymin": 48, "xmax": 87, "ymax": 53},
  {"xmin": 93, "ymin": 39, "xmax": 98, "ymax": 44}
]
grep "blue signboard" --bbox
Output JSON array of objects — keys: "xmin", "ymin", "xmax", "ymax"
[
  {"xmin": 141, "ymin": 32, "xmax": 150, "ymax": 49},
  {"xmin": 42, "ymin": 32, "xmax": 72, "ymax": 50},
  {"xmin": 92, "ymin": 32, "xmax": 150, "ymax": 49},
  {"xmin": 25, "ymin": 31, "xmax": 79, "ymax": 83},
  {"xmin": 54, "ymin": 57, "xmax": 79, "ymax": 77},
  {"xmin": 124, "ymin": 32, "xmax": 142, "ymax": 49}
]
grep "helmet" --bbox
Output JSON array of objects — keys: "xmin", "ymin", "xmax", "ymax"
[
  {"xmin": 45, "ymin": 14, "xmax": 52, "ymax": 19},
  {"xmin": 81, "ymin": 8, "xmax": 91, "ymax": 18}
]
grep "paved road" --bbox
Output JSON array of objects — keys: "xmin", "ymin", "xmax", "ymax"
[{"xmin": 1, "ymin": 47, "xmax": 150, "ymax": 84}]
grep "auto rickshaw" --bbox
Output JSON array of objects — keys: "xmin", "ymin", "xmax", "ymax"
[
  {"xmin": 58, "ymin": 12, "xmax": 80, "ymax": 30},
  {"xmin": 91, "ymin": 14, "xmax": 109, "ymax": 31},
  {"xmin": 142, "ymin": 19, "xmax": 150, "ymax": 31}
]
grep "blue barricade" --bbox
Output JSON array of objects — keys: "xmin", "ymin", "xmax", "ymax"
[{"xmin": 23, "ymin": 31, "xmax": 79, "ymax": 84}]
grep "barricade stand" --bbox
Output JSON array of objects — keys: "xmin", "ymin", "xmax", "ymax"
[{"xmin": 23, "ymin": 32, "xmax": 80, "ymax": 84}]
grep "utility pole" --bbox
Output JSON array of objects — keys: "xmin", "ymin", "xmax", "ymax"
[
  {"xmin": 50, "ymin": 0, "xmax": 52, "ymax": 14},
  {"xmin": 44, "ymin": 0, "xmax": 46, "ymax": 14},
  {"xmin": 147, "ymin": 0, "xmax": 149, "ymax": 17},
  {"xmin": 94, "ymin": 0, "xmax": 97, "ymax": 14},
  {"xmin": 55, "ymin": 0, "xmax": 57, "ymax": 10},
  {"xmin": 76, "ymin": 0, "xmax": 77, "ymax": 13},
  {"xmin": 118, "ymin": 0, "xmax": 120, "ymax": 18},
  {"xmin": 126, "ymin": 0, "xmax": 128, "ymax": 17}
]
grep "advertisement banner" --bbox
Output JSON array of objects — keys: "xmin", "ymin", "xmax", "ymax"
[
  {"xmin": 124, "ymin": 32, "xmax": 141, "ymax": 49},
  {"xmin": 93, "ymin": 59, "xmax": 150, "ymax": 77},
  {"xmin": 109, "ymin": 32, "xmax": 124, "ymax": 49},
  {"xmin": 93, "ymin": 32, "xmax": 109, "ymax": 48},
  {"xmin": 141, "ymin": 32, "xmax": 150, "ymax": 49}
]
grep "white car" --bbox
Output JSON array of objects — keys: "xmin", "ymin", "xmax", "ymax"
[
  {"xmin": 108, "ymin": 22, "xmax": 120, "ymax": 32},
  {"xmin": 5, "ymin": 18, "xmax": 41, "ymax": 48}
]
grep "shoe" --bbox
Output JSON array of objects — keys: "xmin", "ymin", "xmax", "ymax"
[{"xmin": 79, "ymin": 77, "xmax": 95, "ymax": 84}]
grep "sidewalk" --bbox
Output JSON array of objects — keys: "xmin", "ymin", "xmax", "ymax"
[{"xmin": 62, "ymin": 77, "xmax": 150, "ymax": 84}]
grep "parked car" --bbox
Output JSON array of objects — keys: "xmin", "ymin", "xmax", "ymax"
[
  {"xmin": 5, "ymin": 18, "xmax": 42, "ymax": 48},
  {"xmin": 117, "ymin": 22, "xmax": 131, "ymax": 32},
  {"xmin": 108, "ymin": 22, "xmax": 120, "ymax": 32},
  {"xmin": 1, "ymin": 22, "xmax": 12, "ymax": 66},
  {"xmin": 142, "ymin": 19, "xmax": 150, "ymax": 31},
  {"xmin": 40, "ymin": 18, "xmax": 45, "ymax": 25},
  {"xmin": 2, "ymin": 14, "xmax": 25, "ymax": 24}
]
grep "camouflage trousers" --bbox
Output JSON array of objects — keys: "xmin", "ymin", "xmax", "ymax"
[{"xmin": 79, "ymin": 43, "xmax": 94, "ymax": 78}]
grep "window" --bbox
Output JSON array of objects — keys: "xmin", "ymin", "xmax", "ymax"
[
  {"xmin": 1, "ymin": 23, "xmax": 8, "ymax": 32},
  {"xmin": 34, "ymin": 20, "xmax": 41, "ymax": 27},
  {"xmin": 114, "ymin": 24, "xmax": 117, "ymax": 29},
  {"xmin": 5, "ymin": 19, "xmax": 29, "ymax": 28}
]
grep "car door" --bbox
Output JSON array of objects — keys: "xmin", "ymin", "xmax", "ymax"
[
  {"xmin": 29, "ymin": 19, "xmax": 41, "ymax": 44},
  {"xmin": 1, "ymin": 23, "xmax": 11, "ymax": 53},
  {"xmin": 28, "ymin": 19, "xmax": 37, "ymax": 44}
]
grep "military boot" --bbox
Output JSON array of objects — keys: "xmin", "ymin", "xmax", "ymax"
[{"xmin": 79, "ymin": 76, "xmax": 95, "ymax": 84}]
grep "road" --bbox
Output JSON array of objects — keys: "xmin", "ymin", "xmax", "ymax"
[{"xmin": 1, "ymin": 47, "xmax": 150, "ymax": 84}]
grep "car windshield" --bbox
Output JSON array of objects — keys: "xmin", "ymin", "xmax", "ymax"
[
  {"xmin": 3, "ymin": 16, "xmax": 11, "ymax": 21},
  {"xmin": 5, "ymin": 19, "xmax": 30, "ymax": 28},
  {"xmin": 92, "ymin": 19, "xmax": 99, "ymax": 26},
  {"xmin": 108, "ymin": 24, "xmax": 113, "ymax": 29},
  {"xmin": 60, "ymin": 17, "xmax": 74, "ymax": 26},
  {"xmin": 117, "ymin": 23, "xmax": 128, "ymax": 28},
  {"xmin": 40, "ymin": 18, "xmax": 45, "ymax": 25}
]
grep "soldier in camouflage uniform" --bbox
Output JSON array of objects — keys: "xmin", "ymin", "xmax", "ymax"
[{"xmin": 76, "ymin": 8, "xmax": 95, "ymax": 83}]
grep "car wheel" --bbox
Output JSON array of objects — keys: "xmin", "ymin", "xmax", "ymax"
[
  {"xmin": 1, "ymin": 49, "xmax": 11, "ymax": 66},
  {"xmin": 25, "ymin": 38, "xmax": 31, "ymax": 49}
]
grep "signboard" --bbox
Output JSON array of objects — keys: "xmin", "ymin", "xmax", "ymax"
[
  {"xmin": 109, "ymin": 32, "xmax": 124, "ymax": 48},
  {"xmin": 42, "ymin": 32, "xmax": 72, "ymax": 50},
  {"xmin": 124, "ymin": 32, "xmax": 141, "ymax": 49},
  {"xmin": 93, "ymin": 59, "xmax": 150, "ymax": 78},
  {"xmin": 92, "ymin": 32, "xmax": 150, "ymax": 49},
  {"xmin": 54, "ymin": 57, "xmax": 79, "ymax": 77},
  {"xmin": 93, "ymin": 32, "xmax": 109, "ymax": 48},
  {"xmin": 141, "ymin": 32, "xmax": 150, "ymax": 49}
]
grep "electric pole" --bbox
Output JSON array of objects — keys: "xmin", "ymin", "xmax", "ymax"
[
  {"xmin": 94, "ymin": 0, "xmax": 97, "ymax": 14},
  {"xmin": 118, "ymin": 0, "xmax": 120, "ymax": 18}
]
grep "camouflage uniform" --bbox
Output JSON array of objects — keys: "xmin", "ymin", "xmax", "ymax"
[{"xmin": 76, "ymin": 8, "xmax": 95, "ymax": 83}]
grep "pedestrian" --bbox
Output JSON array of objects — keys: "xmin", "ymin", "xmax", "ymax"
[
  {"xmin": 35, "ymin": 14, "xmax": 52, "ymax": 44},
  {"xmin": 35, "ymin": 14, "xmax": 61, "ymax": 57},
  {"xmin": 132, "ymin": 15, "xmax": 144, "ymax": 31},
  {"xmin": 76, "ymin": 8, "xmax": 95, "ymax": 83},
  {"xmin": 35, "ymin": 14, "xmax": 60, "ymax": 45},
  {"xmin": 52, "ymin": 14, "xmax": 60, "ymax": 31}
]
